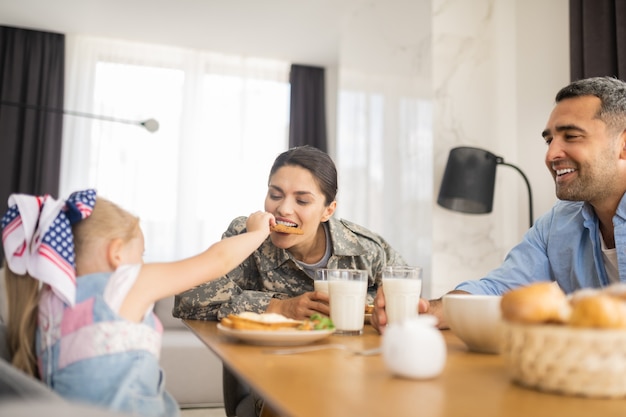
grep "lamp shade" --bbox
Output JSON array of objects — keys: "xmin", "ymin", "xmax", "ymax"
[{"xmin": 437, "ymin": 147, "xmax": 499, "ymax": 214}]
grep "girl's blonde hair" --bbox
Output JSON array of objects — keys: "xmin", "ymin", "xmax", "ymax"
[
  {"xmin": 4, "ymin": 196, "xmax": 139, "ymax": 377},
  {"xmin": 4, "ymin": 265, "xmax": 40, "ymax": 376}
]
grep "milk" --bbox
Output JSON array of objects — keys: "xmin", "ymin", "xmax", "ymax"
[
  {"xmin": 314, "ymin": 280, "xmax": 329, "ymax": 294},
  {"xmin": 383, "ymin": 277, "xmax": 422, "ymax": 324},
  {"xmin": 329, "ymin": 279, "xmax": 367, "ymax": 334}
]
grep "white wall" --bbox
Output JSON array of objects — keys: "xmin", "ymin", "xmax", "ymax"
[
  {"xmin": 431, "ymin": 0, "xmax": 569, "ymax": 298},
  {"xmin": 516, "ymin": 0, "xmax": 568, "ymax": 222},
  {"xmin": 328, "ymin": 0, "xmax": 569, "ymax": 299},
  {"xmin": 333, "ymin": 0, "xmax": 434, "ymax": 295}
]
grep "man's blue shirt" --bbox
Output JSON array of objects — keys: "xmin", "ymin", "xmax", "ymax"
[{"xmin": 456, "ymin": 193, "xmax": 626, "ymax": 295}]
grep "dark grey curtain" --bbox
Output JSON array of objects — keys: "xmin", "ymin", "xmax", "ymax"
[
  {"xmin": 288, "ymin": 64, "xmax": 327, "ymax": 152},
  {"xmin": 570, "ymin": 0, "xmax": 626, "ymax": 80},
  {"xmin": 0, "ymin": 26, "xmax": 65, "ymax": 263}
]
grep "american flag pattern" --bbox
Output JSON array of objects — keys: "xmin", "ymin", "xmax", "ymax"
[{"xmin": 1, "ymin": 189, "xmax": 97, "ymax": 306}]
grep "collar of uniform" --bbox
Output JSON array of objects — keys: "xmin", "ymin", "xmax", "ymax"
[{"xmin": 326, "ymin": 216, "xmax": 369, "ymax": 257}]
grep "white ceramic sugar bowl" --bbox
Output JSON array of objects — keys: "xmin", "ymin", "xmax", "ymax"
[{"xmin": 382, "ymin": 314, "xmax": 446, "ymax": 379}]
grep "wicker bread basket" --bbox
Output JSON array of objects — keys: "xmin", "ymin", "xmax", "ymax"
[{"xmin": 501, "ymin": 321, "xmax": 626, "ymax": 398}]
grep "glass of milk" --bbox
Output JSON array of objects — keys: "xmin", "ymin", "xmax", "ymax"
[
  {"xmin": 382, "ymin": 266, "xmax": 422, "ymax": 325},
  {"xmin": 314, "ymin": 269, "xmax": 330, "ymax": 295},
  {"xmin": 327, "ymin": 269, "xmax": 368, "ymax": 335}
]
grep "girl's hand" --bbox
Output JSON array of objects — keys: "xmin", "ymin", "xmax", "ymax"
[{"xmin": 246, "ymin": 211, "xmax": 275, "ymax": 234}]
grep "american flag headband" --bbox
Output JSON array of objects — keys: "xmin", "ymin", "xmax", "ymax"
[{"xmin": 1, "ymin": 189, "xmax": 97, "ymax": 306}]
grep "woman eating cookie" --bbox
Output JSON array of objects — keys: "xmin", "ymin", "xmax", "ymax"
[{"xmin": 174, "ymin": 145, "xmax": 407, "ymax": 417}]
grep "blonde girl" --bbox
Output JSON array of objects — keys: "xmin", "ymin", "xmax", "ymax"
[{"xmin": 2, "ymin": 189, "xmax": 274, "ymax": 416}]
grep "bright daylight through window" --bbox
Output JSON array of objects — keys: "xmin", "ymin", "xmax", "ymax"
[{"xmin": 60, "ymin": 36, "xmax": 290, "ymax": 262}]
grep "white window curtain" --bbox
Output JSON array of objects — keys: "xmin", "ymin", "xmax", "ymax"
[
  {"xmin": 335, "ymin": 70, "xmax": 433, "ymax": 296},
  {"xmin": 60, "ymin": 35, "xmax": 290, "ymax": 262}
]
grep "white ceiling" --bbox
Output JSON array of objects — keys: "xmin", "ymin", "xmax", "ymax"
[{"xmin": 0, "ymin": 0, "xmax": 352, "ymax": 66}]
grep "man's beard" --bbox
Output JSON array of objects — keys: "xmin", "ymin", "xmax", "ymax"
[
  {"xmin": 555, "ymin": 165, "xmax": 613, "ymax": 202},
  {"xmin": 555, "ymin": 177, "xmax": 588, "ymax": 201}
]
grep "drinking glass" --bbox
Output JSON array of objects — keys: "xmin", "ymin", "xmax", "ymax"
[
  {"xmin": 382, "ymin": 266, "xmax": 422, "ymax": 324},
  {"xmin": 326, "ymin": 269, "xmax": 368, "ymax": 335},
  {"xmin": 314, "ymin": 268, "xmax": 330, "ymax": 295}
]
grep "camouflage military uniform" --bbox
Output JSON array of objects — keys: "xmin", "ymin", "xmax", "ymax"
[{"xmin": 173, "ymin": 215, "xmax": 406, "ymax": 321}]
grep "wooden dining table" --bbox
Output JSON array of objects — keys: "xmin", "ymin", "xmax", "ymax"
[{"xmin": 183, "ymin": 320, "xmax": 626, "ymax": 417}]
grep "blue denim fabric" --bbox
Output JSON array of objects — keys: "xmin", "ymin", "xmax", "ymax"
[{"xmin": 38, "ymin": 272, "xmax": 180, "ymax": 417}]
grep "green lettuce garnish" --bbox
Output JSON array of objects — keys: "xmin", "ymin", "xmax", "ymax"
[{"xmin": 309, "ymin": 313, "xmax": 335, "ymax": 330}]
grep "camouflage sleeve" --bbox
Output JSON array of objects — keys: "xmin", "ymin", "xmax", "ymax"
[
  {"xmin": 173, "ymin": 276, "xmax": 237, "ymax": 320},
  {"xmin": 379, "ymin": 238, "xmax": 407, "ymax": 284},
  {"xmin": 172, "ymin": 216, "xmax": 275, "ymax": 320},
  {"xmin": 173, "ymin": 263, "xmax": 275, "ymax": 320},
  {"xmin": 338, "ymin": 218, "xmax": 408, "ymax": 288},
  {"xmin": 330, "ymin": 218, "xmax": 408, "ymax": 305}
]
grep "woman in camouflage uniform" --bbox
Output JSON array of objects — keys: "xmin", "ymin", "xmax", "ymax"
[
  {"xmin": 174, "ymin": 145, "xmax": 407, "ymax": 417},
  {"xmin": 174, "ymin": 145, "xmax": 407, "ymax": 322}
]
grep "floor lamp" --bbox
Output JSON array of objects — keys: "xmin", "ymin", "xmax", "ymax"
[
  {"xmin": 437, "ymin": 146, "xmax": 534, "ymax": 228},
  {"xmin": 0, "ymin": 100, "xmax": 159, "ymax": 133}
]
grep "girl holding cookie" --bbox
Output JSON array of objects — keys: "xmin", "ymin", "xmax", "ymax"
[{"xmin": 2, "ymin": 189, "xmax": 274, "ymax": 416}]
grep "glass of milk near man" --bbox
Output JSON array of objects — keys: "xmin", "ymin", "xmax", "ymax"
[
  {"xmin": 382, "ymin": 266, "xmax": 423, "ymax": 324},
  {"xmin": 317, "ymin": 269, "xmax": 368, "ymax": 335}
]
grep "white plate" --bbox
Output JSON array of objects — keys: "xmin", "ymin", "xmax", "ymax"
[{"xmin": 217, "ymin": 323, "xmax": 334, "ymax": 346}]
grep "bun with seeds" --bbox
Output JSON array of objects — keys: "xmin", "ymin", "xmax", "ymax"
[{"xmin": 270, "ymin": 223, "xmax": 304, "ymax": 235}]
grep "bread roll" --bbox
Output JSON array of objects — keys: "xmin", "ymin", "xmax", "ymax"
[
  {"xmin": 600, "ymin": 283, "xmax": 626, "ymax": 301},
  {"xmin": 569, "ymin": 294, "xmax": 626, "ymax": 329},
  {"xmin": 500, "ymin": 282, "xmax": 571, "ymax": 324}
]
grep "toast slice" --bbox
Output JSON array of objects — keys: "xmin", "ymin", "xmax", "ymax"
[{"xmin": 221, "ymin": 312, "xmax": 303, "ymax": 331}]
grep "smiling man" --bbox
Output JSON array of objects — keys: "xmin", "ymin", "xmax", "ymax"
[{"xmin": 372, "ymin": 76, "xmax": 626, "ymax": 332}]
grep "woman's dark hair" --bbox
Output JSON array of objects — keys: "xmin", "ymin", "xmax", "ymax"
[{"xmin": 269, "ymin": 146, "xmax": 338, "ymax": 205}]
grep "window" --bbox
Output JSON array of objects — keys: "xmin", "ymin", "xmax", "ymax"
[
  {"xmin": 61, "ymin": 36, "xmax": 290, "ymax": 261},
  {"xmin": 335, "ymin": 70, "xmax": 433, "ymax": 289}
]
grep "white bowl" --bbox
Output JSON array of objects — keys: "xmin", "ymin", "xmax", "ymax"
[{"xmin": 442, "ymin": 294, "xmax": 503, "ymax": 354}]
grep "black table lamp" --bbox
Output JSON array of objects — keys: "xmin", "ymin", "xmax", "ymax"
[{"xmin": 437, "ymin": 146, "xmax": 534, "ymax": 228}]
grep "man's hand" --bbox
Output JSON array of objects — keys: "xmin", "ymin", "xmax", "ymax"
[
  {"xmin": 266, "ymin": 291, "xmax": 330, "ymax": 320},
  {"xmin": 428, "ymin": 290, "xmax": 470, "ymax": 329},
  {"xmin": 371, "ymin": 288, "xmax": 469, "ymax": 333}
]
